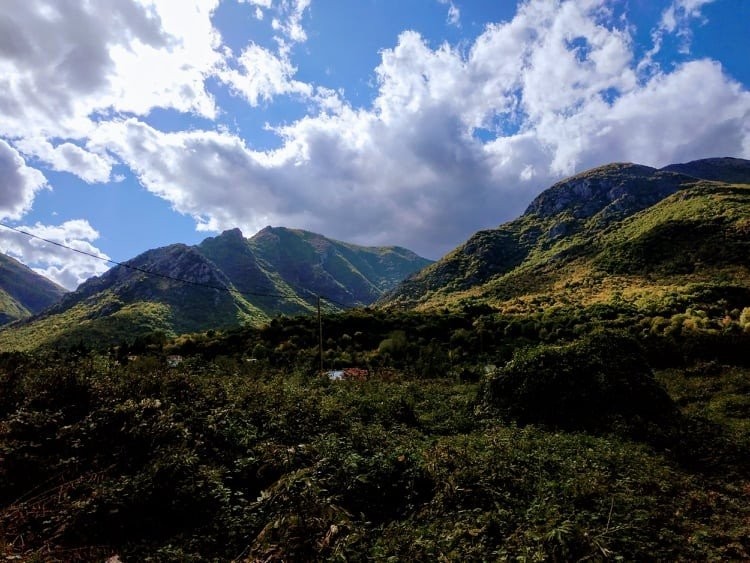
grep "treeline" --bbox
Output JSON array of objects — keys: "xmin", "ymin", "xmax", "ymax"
[{"xmin": 148, "ymin": 292, "xmax": 750, "ymax": 376}]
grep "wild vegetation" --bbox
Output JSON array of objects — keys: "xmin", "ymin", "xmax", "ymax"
[
  {"xmin": 1, "ymin": 300, "xmax": 749, "ymax": 560},
  {"xmin": 1, "ymin": 157, "xmax": 749, "ymax": 559}
]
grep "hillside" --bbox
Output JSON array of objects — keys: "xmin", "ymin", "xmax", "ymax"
[
  {"xmin": 197, "ymin": 226, "xmax": 432, "ymax": 315},
  {"xmin": 0, "ymin": 252, "xmax": 67, "ymax": 325},
  {"xmin": 3, "ymin": 297, "xmax": 749, "ymax": 561},
  {"xmin": 383, "ymin": 158, "xmax": 750, "ymax": 313},
  {"xmin": 246, "ymin": 226, "xmax": 431, "ymax": 304},
  {"xmin": 0, "ymin": 228, "xmax": 431, "ymax": 350}
]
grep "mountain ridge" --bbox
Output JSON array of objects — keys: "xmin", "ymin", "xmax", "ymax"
[
  {"xmin": 382, "ymin": 157, "xmax": 750, "ymax": 311},
  {"xmin": 0, "ymin": 251, "xmax": 68, "ymax": 325},
  {"xmin": 0, "ymin": 227, "xmax": 432, "ymax": 350}
]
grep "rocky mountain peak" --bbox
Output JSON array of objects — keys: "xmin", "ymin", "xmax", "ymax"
[
  {"xmin": 524, "ymin": 163, "xmax": 660, "ymax": 219},
  {"xmin": 525, "ymin": 158, "xmax": 750, "ymax": 223},
  {"xmin": 217, "ymin": 227, "xmax": 245, "ymax": 240},
  {"xmin": 382, "ymin": 156, "xmax": 750, "ymax": 310}
]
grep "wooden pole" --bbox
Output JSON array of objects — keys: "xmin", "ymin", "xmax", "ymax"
[{"xmin": 317, "ymin": 295, "xmax": 323, "ymax": 374}]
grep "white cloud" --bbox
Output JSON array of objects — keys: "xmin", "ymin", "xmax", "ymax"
[
  {"xmin": 1, "ymin": 0, "xmax": 748, "ymax": 269},
  {"xmin": 437, "ymin": 0, "xmax": 461, "ymax": 27},
  {"xmin": 660, "ymin": 0, "xmax": 713, "ymax": 33},
  {"xmin": 219, "ymin": 43, "xmax": 312, "ymax": 106},
  {"xmin": 14, "ymin": 137, "xmax": 113, "ymax": 184},
  {"xmin": 0, "ymin": 140, "xmax": 48, "ymax": 221},
  {"xmin": 588, "ymin": 59, "xmax": 750, "ymax": 168},
  {"xmin": 272, "ymin": 0, "xmax": 312, "ymax": 46},
  {"xmin": 85, "ymin": 0, "xmax": 750, "ymax": 261},
  {"xmin": 645, "ymin": 0, "xmax": 715, "ymax": 64},
  {"xmin": 0, "ymin": 219, "xmax": 110, "ymax": 289},
  {"xmin": 235, "ymin": 0, "xmax": 271, "ymax": 22},
  {"xmin": 239, "ymin": 0, "xmax": 272, "ymax": 7},
  {"xmin": 447, "ymin": 4, "xmax": 461, "ymax": 26},
  {"xmin": 103, "ymin": 1, "xmax": 222, "ymax": 117},
  {"xmin": 374, "ymin": 32, "xmax": 462, "ymax": 124},
  {"xmin": 89, "ymin": 119, "xmax": 272, "ymax": 231},
  {"xmin": 0, "ymin": 0, "xmax": 222, "ymax": 141}
]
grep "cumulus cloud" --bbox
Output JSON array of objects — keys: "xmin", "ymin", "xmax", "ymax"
[
  {"xmin": 0, "ymin": 0, "xmax": 222, "ymax": 141},
  {"xmin": 219, "ymin": 43, "xmax": 312, "ymax": 106},
  {"xmin": 0, "ymin": 0, "xmax": 225, "ymax": 275},
  {"xmin": 0, "ymin": 219, "xmax": 110, "ymax": 289},
  {"xmin": 14, "ymin": 137, "xmax": 113, "ymax": 184},
  {"xmin": 271, "ymin": 0, "xmax": 312, "ymax": 47},
  {"xmin": 0, "ymin": 140, "xmax": 48, "ymax": 221},
  {"xmin": 82, "ymin": 0, "xmax": 749, "ymax": 260},
  {"xmin": 578, "ymin": 59, "xmax": 750, "ymax": 168},
  {"xmin": 2, "ymin": 0, "xmax": 749, "ymax": 267}
]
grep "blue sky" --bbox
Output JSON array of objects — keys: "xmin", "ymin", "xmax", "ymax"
[{"xmin": 0, "ymin": 0, "xmax": 748, "ymax": 289}]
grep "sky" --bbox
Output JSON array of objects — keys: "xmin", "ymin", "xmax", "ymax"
[{"xmin": 0, "ymin": 0, "xmax": 748, "ymax": 290}]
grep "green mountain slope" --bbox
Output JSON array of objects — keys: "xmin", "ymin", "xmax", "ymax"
[
  {"xmin": 198, "ymin": 226, "xmax": 432, "ymax": 311},
  {"xmin": 383, "ymin": 158, "xmax": 750, "ymax": 313},
  {"xmin": 0, "ymin": 252, "xmax": 67, "ymax": 325},
  {"xmin": 0, "ymin": 228, "xmax": 431, "ymax": 350},
  {"xmin": 243, "ymin": 226, "xmax": 433, "ymax": 305}
]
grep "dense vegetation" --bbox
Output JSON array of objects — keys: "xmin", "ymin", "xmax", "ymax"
[
  {"xmin": 1, "ymin": 300, "xmax": 749, "ymax": 560},
  {"xmin": 2, "ymin": 157, "xmax": 749, "ymax": 559}
]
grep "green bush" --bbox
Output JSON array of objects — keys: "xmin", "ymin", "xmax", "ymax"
[
  {"xmin": 482, "ymin": 331, "xmax": 677, "ymax": 434},
  {"xmin": 2, "ymin": 342, "xmax": 749, "ymax": 560}
]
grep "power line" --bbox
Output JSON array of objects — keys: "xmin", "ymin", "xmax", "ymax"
[
  {"xmin": 297, "ymin": 286, "xmax": 351, "ymax": 309},
  {"xmin": 0, "ymin": 221, "xmax": 352, "ymax": 308}
]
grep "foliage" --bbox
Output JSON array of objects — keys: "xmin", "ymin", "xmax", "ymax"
[
  {"xmin": 481, "ymin": 332, "xmax": 677, "ymax": 437},
  {"xmin": 1, "ymin": 159, "xmax": 749, "ymax": 559},
  {"xmin": 1, "ymin": 335, "xmax": 749, "ymax": 560}
]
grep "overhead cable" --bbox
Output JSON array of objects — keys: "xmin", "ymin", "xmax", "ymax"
[{"xmin": 0, "ymin": 221, "xmax": 352, "ymax": 307}]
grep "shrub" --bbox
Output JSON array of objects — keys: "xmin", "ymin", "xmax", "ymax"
[{"xmin": 481, "ymin": 331, "xmax": 677, "ymax": 434}]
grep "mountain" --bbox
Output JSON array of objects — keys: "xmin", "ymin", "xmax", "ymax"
[
  {"xmin": 0, "ymin": 228, "xmax": 431, "ymax": 350},
  {"xmin": 42, "ymin": 243, "xmax": 270, "ymax": 335},
  {"xmin": 196, "ymin": 226, "xmax": 432, "ymax": 316},
  {"xmin": 244, "ymin": 227, "xmax": 427, "ymax": 299},
  {"xmin": 383, "ymin": 158, "xmax": 750, "ymax": 313},
  {"xmin": 0, "ymin": 251, "xmax": 67, "ymax": 325},
  {"xmin": 661, "ymin": 156, "xmax": 750, "ymax": 184}
]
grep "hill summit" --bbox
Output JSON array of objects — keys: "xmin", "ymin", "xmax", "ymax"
[
  {"xmin": 382, "ymin": 157, "xmax": 750, "ymax": 312},
  {"xmin": 0, "ymin": 227, "xmax": 431, "ymax": 350}
]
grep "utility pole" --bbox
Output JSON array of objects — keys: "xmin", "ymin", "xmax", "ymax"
[{"xmin": 317, "ymin": 295, "xmax": 323, "ymax": 374}]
